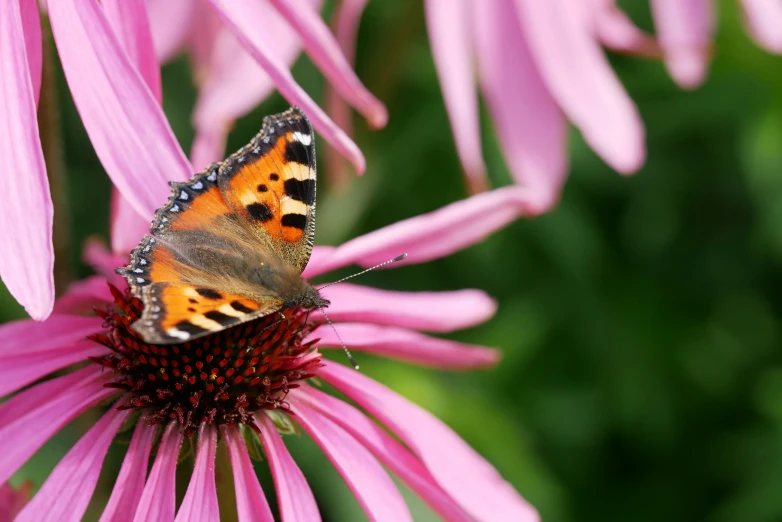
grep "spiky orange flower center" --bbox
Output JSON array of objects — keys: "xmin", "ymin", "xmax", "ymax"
[{"xmin": 90, "ymin": 285, "xmax": 322, "ymax": 436}]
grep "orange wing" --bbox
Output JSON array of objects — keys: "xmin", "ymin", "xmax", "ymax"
[{"xmin": 217, "ymin": 107, "xmax": 316, "ymax": 273}]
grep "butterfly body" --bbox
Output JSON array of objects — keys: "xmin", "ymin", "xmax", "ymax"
[{"xmin": 117, "ymin": 107, "xmax": 326, "ymax": 344}]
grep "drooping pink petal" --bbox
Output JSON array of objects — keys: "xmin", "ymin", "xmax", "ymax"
[
  {"xmin": 290, "ymin": 399, "xmax": 412, "ymax": 522},
  {"xmin": 14, "ymin": 406, "xmax": 129, "ymax": 522},
  {"xmin": 103, "ymin": 0, "xmax": 161, "ymax": 101},
  {"xmin": 110, "ymin": 189, "xmax": 151, "ymax": 255},
  {"xmin": 269, "ymin": 0, "xmax": 387, "ymax": 128},
  {"xmin": 0, "ymin": 368, "xmax": 113, "ymax": 484},
  {"xmin": 740, "ymin": 0, "xmax": 782, "ymax": 53},
  {"xmin": 145, "ymin": 0, "xmax": 197, "ymax": 63},
  {"xmin": 515, "ymin": 0, "xmax": 645, "ymax": 173},
  {"xmin": 426, "ymin": 0, "xmax": 487, "ymax": 193},
  {"xmin": 305, "ymin": 187, "xmax": 535, "ymax": 277},
  {"xmin": 474, "ymin": 0, "xmax": 567, "ymax": 214},
  {"xmin": 221, "ymin": 426, "xmax": 274, "ymax": 522},
  {"xmin": 0, "ymin": 340, "xmax": 107, "ymax": 397},
  {"xmin": 133, "ymin": 422, "xmax": 183, "ymax": 522},
  {"xmin": 191, "ymin": 2, "xmax": 313, "ymax": 166},
  {"xmin": 319, "ymin": 363, "xmax": 539, "ymax": 522},
  {"xmin": 53, "ymin": 276, "xmax": 114, "ymax": 314},
  {"xmin": 649, "ymin": 0, "xmax": 714, "ymax": 89},
  {"xmin": 592, "ymin": 0, "xmax": 661, "ymax": 57},
  {"xmin": 0, "ymin": 314, "xmax": 103, "ymax": 356},
  {"xmin": 308, "ymin": 323, "xmax": 499, "ymax": 369},
  {"xmin": 99, "ymin": 423, "xmax": 157, "ymax": 522},
  {"xmin": 19, "ymin": 0, "xmax": 42, "ymax": 104},
  {"xmin": 256, "ymin": 414, "xmax": 321, "ymax": 522},
  {"xmin": 324, "ymin": 0, "xmax": 369, "ymax": 186},
  {"xmin": 298, "ymin": 387, "xmax": 473, "ymax": 522},
  {"xmin": 0, "ymin": 0, "xmax": 54, "ymax": 320},
  {"xmin": 48, "ymin": 0, "xmax": 192, "ymax": 221},
  {"xmin": 300, "ymin": 245, "xmax": 335, "ymax": 279},
  {"xmin": 175, "ymin": 424, "xmax": 219, "ymax": 522},
  {"xmin": 314, "ymin": 284, "xmax": 496, "ymax": 333},
  {"xmin": 207, "ymin": 0, "xmax": 366, "ymax": 174},
  {"xmin": 82, "ymin": 236, "xmax": 129, "ymax": 282},
  {"xmin": 103, "ymin": 0, "xmax": 165, "ymax": 252},
  {"xmin": 0, "ymin": 366, "xmax": 101, "ymax": 426},
  {"xmin": 0, "ymin": 481, "xmax": 32, "ymax": 522}
]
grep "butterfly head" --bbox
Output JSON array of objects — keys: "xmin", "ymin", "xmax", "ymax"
[{"xmin": 288, "ymin": 284, "xmax": 330, "ymax": 311}]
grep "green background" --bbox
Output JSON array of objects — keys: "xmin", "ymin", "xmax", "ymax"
[{"xmin": 4, "ymin": 1, "xmax": 782, "ymax": 521}]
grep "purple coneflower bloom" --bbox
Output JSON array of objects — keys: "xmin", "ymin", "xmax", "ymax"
[
  {"xmin": 423, "ymin": 0, "xmax": 782, "ymax": 203},
  {"xmin": 2, "ymin": 182, "xmax": 537, "ymax": 521},
  {"xmin": 0, "ymin": 482, "xmax": 30, "ymax": 521},
  {"xmin": 1, "ymin": 0, "xmax": 384, "ymax": 321}
]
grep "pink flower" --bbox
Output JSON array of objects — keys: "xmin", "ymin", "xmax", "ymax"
[
  {"xmin": 423, "ymin": 0, "xmax": 782, "ymax": 204},
  {"xmin": 1, "ymin": 0, "xmax": 383, "ymax": 320},
  {"xmin": 2, "ymin": 183, "xmax": 538, "ymax": 521}
]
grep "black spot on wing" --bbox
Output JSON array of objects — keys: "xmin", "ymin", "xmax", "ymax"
[
  {"xmin": 187, "ymin": 307, "xmax": 196, "ymax": 312},
  {"xmin": 257, "ymin": 184, "xmax": 268, "ymax": 192},
  {"xmin": 231, "ymin": 301, "xmax": 255, "ymax": 314},
  {"xmin": 281, "ymin": 214, "xmax": 307, "ymax": 230},
  {"xmin": 173, "ymin": 320, "xmax": 209, "ymax": 337},
  {"xmin": 283, "ymin": 179, "xmax": 315, "ymax": 205},
  {"xmin": 284, "ymin": 140, "xmax": 310, "ymax": 165},
  {"xmin": 188, "ymin": 298, "xmax": 198, "ymax": 304},
  {"xmin": 246, "ymin": 202, "xmax": 273, "ymax": 222},
  {"xmin": 196, "ymin": 288, "xmax": 222, "ymax": 300},
  {"xmin": 204, "ymin": 310, "xmax": 238, "ymax": 327},
  {"xmin": 269, "ymin": 173, "xmax": 279, "ymax": 181}
]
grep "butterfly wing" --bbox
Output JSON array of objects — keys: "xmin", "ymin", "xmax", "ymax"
[{"xmin": 217, "ymin": 106, "xmax": 316, "ymax": 273}]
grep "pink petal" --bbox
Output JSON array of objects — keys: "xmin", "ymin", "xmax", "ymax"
[
  {"xmin": 48, "ymin": 0, "xmax": 192, "ymax": 221},
  {"xmin": 515, "ymin": 0, "xmax": 645, "ymax": 173},
  {"xmin": 649, "ymin": 0, "xmax": 714, "ymax": 89},
  {"xmin": 0, "ymin": 369, "xmax": 113, "ymax": 484},
  {"xmin": 300, "ymin": 245, "xmax": 336, "ymax": 279},
  {"xmin": 426, "ymin": 0, "xmax": 487, "ymax": 193},
  {"xmin": 269, "ymin": 0, "xmax": 387, "ymax": 128},
  {"xmin": 0, "ymin": 365, "xmax": 101, "ymax": 426},
  {"xmin": 103, "ymin": 0, "xmax": 161, "ymax": 102},
  {"xmin": 53, "ymin": 276, "xmax": 114, "ymax": 314},
  {"xmin": 110, "ymin": 190, "xmax": 151, "ymax": 255},
  {"xmin": 298, "ymin": 387, "xmax": 473, "ymax": 522},
  {"xmin": 290, "ymin": 399, "xmax": 412, "ymax": 522},
  {"xmin": 474, "ymin": 0, "xmax": 567, "ymax": 213},
  {"xmin": 133, "ymin": 422, "xmax": 183, "ymax": 522},
  {"xmin": 0, "ymin": 340, "xmax": 107, "ymax": 397},
  {"xmin": 256, "ymin": 414, "xmax": 321, "ymax": 522},
  {"xmin": 592, "ymin": 0, "xmax": 661, "ymax": 57},
  {"xmin": 308, "ymin": 323, "xmax": 499, "ymax": 369},
  {"xmin": 221, "ymin": 426, "xmax": 274, "ymax": 522},
  {"xmin": 740, "ymin": 0, "xmax": 782, "ymax": 53},
  {"xmin": 0, "ymin": 314, "xmax": 104, "ymax": 356},
  {"xmin": 319, "ymin": 363, "xmax": 539, "ymax": 522},
  {"xmin": 20, "ymin": 0, "xmax": 42, "ymax": 104},
  {"xmin": 99, "ymin": 423, "xmax": 156, "ymax": 522},
  {"xmin": 314, "ymin": 283, "xmax": 496, "ymax": 333},
  {"xmin": 83, "ymin": 236, "xmax": 129, "ymax": 282},
  {"xmin": 0, "ymin": 0, "xmax": 54, "ymax": 320},
  {"xmin": 191, "ymin": 3, "xmax": 311, "ymax": 166},
  {"xmin": 14, "ymin": 406, "xmax": 129, "ymax": 522},
  {"xmin": 176, "ymin": 424, "xmax": 220, "ymax": 522},
  {"xmin": 207, "ymin": 0, "xmax": 366, "ymax": 174},
  {"xmin": 146, "ymin": 0, "xmax": 198, "ymax": 63},
  {"xmin": 306, "ymin": 187, "xmax": 536, "ymax": 277},
  {"xmin": 323, "ymin": 0, "xmax": 369, "ymax": 186}
]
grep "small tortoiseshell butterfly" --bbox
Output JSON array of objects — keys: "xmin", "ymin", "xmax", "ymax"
[{"xmin": 117, "ymin": 107, "xmax": 329, "ymax": 344}]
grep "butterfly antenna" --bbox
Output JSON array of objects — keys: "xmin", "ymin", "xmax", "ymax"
[
  {"xmin": 318, "ymin": 306, "xmax": 359, "ymax": 370},
  {"xmin": 317, "ymin": 253, "xmax": 407, "ymax": 290}
]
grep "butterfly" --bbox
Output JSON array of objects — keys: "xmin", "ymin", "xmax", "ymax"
[{"xmin": 116, "ymin": 107, "xmax": 329, "ymax": 344}]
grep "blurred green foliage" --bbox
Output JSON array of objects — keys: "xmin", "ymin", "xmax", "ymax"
[{"xmin": 5, "ymin": 1, "xmax": 782, "ymax": 521}]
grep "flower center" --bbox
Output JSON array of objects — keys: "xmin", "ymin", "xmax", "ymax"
[{"xmin": 90, "ymin": 285, "xmax": 322, "ymax": 436}]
